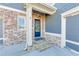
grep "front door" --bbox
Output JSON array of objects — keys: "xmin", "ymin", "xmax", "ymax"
[{"xmin": 35, "ymin": 19, "xmax": 41, "ymax": 37}]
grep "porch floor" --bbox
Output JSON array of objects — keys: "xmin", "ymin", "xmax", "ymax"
[{"xmin": 0, "ymin": 42, "xmax": 79, "ymax": 56}]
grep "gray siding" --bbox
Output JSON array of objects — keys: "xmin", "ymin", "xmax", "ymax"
[
  {"xmin": 46, "ymin": 12, "xmax": 61, "ymax": 34},
  {"xmin": 46, "ymin": 3, "xmax": 79, "ymax": 52},
  {"xmin": 66, "ymin": 15, "xmax": 79, "ymax": 42},
  {"xmin": 66, "ymin": 42, "xmax": 79, "ymax": 52},
  {"xmin": 46, "ymin": 3, "xmax": 79, "ymax": 34},
  {"xmin": 0, "ymin": 3, "xmax": 25, "ymax": 11},
  {"xmin": 66, "ymin": 8, "xmax": 79, "ymax": 52}
]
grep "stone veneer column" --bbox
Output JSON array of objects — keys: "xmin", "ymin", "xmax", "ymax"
[{"xmin": 25, "ymin": 4, "xmax": 33, "ymax": 48}]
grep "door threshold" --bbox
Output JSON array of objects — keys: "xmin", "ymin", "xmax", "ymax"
[{"xmin": 34, "ymin": 37, "xmax": 45, "ymax": 41}]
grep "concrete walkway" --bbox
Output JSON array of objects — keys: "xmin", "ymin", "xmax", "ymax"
[
  {"xmin": 24, "ymin": 46, "xmax": 79, "ymax": 56},
  {"xmin": 0, "ymin": 42, "xmax": 28, "ymax": 56},
  {"xmin": 0, "ymin": 43, "xmax": 79, "ymax": 56}
]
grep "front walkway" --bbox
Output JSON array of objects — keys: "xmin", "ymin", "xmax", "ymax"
[
  {"xmin": 24, "ymin": 45, "xmax": 79, "ymax": 56},
  {"xmin": 0, "ymin": 42, "xmax": 79, "ymax": 56},
  {"xmin": 0, "ymin": 42, "xmax": 27, "ymax": 56}
]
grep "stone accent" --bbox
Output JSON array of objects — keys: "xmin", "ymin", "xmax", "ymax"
[
  {"xmin": 0, "ymin": 8, "xmax": 46, "ymax": 46},
  {"xmin": 28, "ymin": 38, "xmax": 54, "ymax": 52},
  {"xmin": 45, "ymin": 33, "xmax": 61, "ymax": 47},
  {"xmin": 0, "ymin": 8, "xmax": 26, "ymax": 46}
]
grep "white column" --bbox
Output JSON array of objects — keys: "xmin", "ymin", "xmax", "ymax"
[
  {"xmin": 61, "ymin": 16, "xmax": 66, "ymax": 48},
  {"xmin": 25, "ymin": 4, "xmax": 32, "ymax": 49},
  {"xmin": 43, "ymin": 14, "xmax": 46, "ymax": 37}
]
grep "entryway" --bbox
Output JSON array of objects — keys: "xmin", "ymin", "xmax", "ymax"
[
  {"xmin": 32, "ymin": 11, "xmax": 45, "ymax": 41},
  {"xmin": 35, "ymin": 19, "xmax": 41, "ymax": 38},
  {"xmin": 25, "ymin": 3, "xmax": 56, "ymax": 48}
]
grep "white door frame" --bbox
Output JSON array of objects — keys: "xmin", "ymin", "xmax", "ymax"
[{"xmin": 61, "ymin": 6, "xmax": 79, "ymax": 48}]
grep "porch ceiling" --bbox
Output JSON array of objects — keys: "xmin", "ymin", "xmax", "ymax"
[
  {"xmin": 25, "ymin": 3, "xmax": 57, "ymax": 15},
  {"xmin": 61, "ymin": 6, "xmax": 79, "ymax": 17}
]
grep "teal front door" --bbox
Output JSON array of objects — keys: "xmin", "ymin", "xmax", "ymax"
[{"xmin": 35, "ymin": 19, "xmax": 41, "ymax": 38}]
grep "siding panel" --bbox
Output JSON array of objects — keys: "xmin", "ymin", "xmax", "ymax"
[
  {"xmin": 0, "ymin": 3, "xmax": 25, "ymax": 11},
  {"xmin": 66, "ymin": 42, "xmax": 79, "ymax": 52}
]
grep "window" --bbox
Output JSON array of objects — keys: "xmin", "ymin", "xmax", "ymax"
[{"xmin": 17, "ymin": 16, "xmax": 26, "ymax": 30}]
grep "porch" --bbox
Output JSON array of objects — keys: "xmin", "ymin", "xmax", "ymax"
[
  {"xmin": 0, "ymin": 41, "xmax": 78, "ymax": 56},
  {"xmin": 0, "ymin": 3, "xmax": 59, "ymax": 48},
  {"xmin": 0, "ymin": 3, "xmax": 60, "ymax": 51},
  {"xmin": 24, "ymin": 3, "xmax": 58, "ymax": 50}
]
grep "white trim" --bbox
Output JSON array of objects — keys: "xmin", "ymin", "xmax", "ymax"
[
  {"xmin": 66, "ymin": 40, "xmax": 79, "ymax": 46},
  {"xmin": 0, "ymin": 38, "xmax": 3, "ymax": 40},
  {"xmin": 45, "ymin": 32, "xmax": 61, "ymax": 37},
  {"xmin": 26, "ymin": 4, "xmax": 32, "ymax": 47},
  {"xmin": 43, "ymin": 14, "xmax": 46, "ymax": 37},
  {"xmin": 70, "ymin": 48, "xmax": 79, "ymax": 55},
  {"xmin": 0, "ymin": 5, "xmax": 26, "ymax": 14},
  {"xmin": 61, "ymin": 16, "xmax": 66, "ymax": 48},
  {"xmin": 40, "ymin": 3, "xmax": 57, "ymax": 11},
  {"xmin": 41, "ymin": 17, "xmax": 43, "ymax": 37},
  {"xmin": 2, "ymin": 15, "xmax": 5, "ymax": 44},
  {"xmin": 61, "ymin": 6, "xmax": 79, "ymax": 48},
  {"xmin": 61, "ymin": 6, "xmax": 79, "ymax": 17},
  {"xmin": 27, "ymin": 3, "xmax": 56, "ymax": 15}
]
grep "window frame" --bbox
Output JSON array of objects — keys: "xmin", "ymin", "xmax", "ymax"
[{"xmin": 17, "ymin": 16, "xmax": 26, "ymax": 30}]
